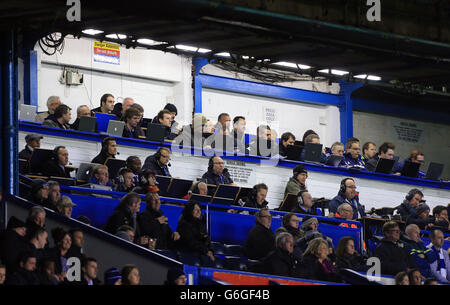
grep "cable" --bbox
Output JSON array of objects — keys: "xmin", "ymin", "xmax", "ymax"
[{"xmin": 38, "ymin": 32, "xmax": 65, "ymax": 56}]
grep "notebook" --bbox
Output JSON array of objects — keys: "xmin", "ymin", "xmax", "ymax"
[
  {"xmin": 303, "ymin": 143, "xmax": 323, "ymax": 163},
  {"xmin": 106, "ymin": 120, "xmax": 125, "ymax": 137},
  {"xmin": 77, "ymin": 116, "xmax": 97, "ymax": 133},
  {"xmin": 146, "ymin": 123, "xmax": 167, "ymax": 143},
  {"xmin": 374, "ymin": 158, "xmax": 395, "ymax": 174},
  {"xmin": 19, "ymin": 104, "xmax": 37, "ymax": 121},
  {"xmin": 424, "ymin": 162, "xmax": 444, "ymax": 180}
]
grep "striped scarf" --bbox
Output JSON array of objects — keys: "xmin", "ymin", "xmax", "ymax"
[{"xmin": 432, "ymin": 246, "xmax": 447, "ymax": 278}]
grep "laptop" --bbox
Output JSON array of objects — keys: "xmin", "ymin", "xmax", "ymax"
[
  {"xmin": 105, "ymin": 158, "xmax": 127, "ymax": 179},
  {"xmin": 278, "ymin": 193, "xmax": 299, "ymax": 212},
  {"xmin": 285, "ymin": 145, "xmax": 303, "ymax": 161},
  {"xmin": 374, "ymin": 158, "xmax": 395, "ymax": 174},
  {"xmin": 106, "ymin": 120, "xmax": 125, "ymax": 137},
  {"xmin": 76, "ymin": 162, "xmax": 100, "ymax": 181},
  {"xmin": 19, "ymin": 104, "xmax": 37, "ymax": 121},
  {"xmin": 325, "ymin": 155, "xmax": 344, "ymax": 167},
  {"xmin": 166, "ymin": 178, "xmax": 194, "ymax": 198},
  {"xmin": 303, "ymin": 143, "xmax": 323, "ymax": 163},
  {"xmin": 77, "ymin": 116, "xmax": 98, "ymax": 133},
  {"xmin": 190, "ymin": 194, "xmax": 212, "ymax": 203},
  {"xmin": 29, "ymin": 148, "xmax": 54, "ymax": 174},
  {"xmin": 95, "ymin": 112, "xmax": 117, "ymax": 132},
  {"xmin": 424, "ymin": 162, "xmax": 444, "ymax": 180},
  {"xmin": 401, "ymin": 160, "xmax": 421, "ymax": 178},
  {"xmin": 140, "ymin": 118, "xmax": 153, "ymax": 129},
  {"xmin": 146, "ymin": 124, "xmax": 167, "ymax": 142}
]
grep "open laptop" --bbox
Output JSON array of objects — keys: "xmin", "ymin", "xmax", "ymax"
[
  {"xmin": 105, "ymin": 158, "xmax": 127, "ymax": 178},
  {"xmin": 374, "ymin": 158, "xmax": 395, "ymax": 174},
  {"xmin": 401, "ymin": 160, "xmax": 421, "ymax": 178},
  {"xmin": 278, "ymin": 193, "xmax": 299, "ymax": 212},
  {"xmin": 106, "ymin": 120, "xmax": 125, "ymax": 137},
  {"xmin": 29, "ymin": 148, "xmax": 54, "ymax": 174},
  {"xmin": 424, "ymin": 162, "xmax": 444, "ymax": 180},
  {"xmin": 140, "ymin": 118, "xmax": 153, "ymax": 129},
  {"xmin": 76, "ymin": 162, "xmax": 100, "ymax": 181},
  {"xmin": 285, "ymin": 145, "xmax": 303, "ymax": 161},
  {"xmin": 77, "ymin": 116, "xmax": 98, "ymax": 133},
  {"xmin": 19, "ymin": 104, "xmax": 37, "ymax": 122},
  {"xmin": 325, "ymin": 155, "xmax": 344, "ymax": 167},
  {"xmin": 95, "ymin": 112, "xmax": 117, "ymax": 132},
  {"xmin": 303, "ymin": 143, "xmax": 323, "ymax": 163},
  {"xmin": 146, "ymin": 123, "xmax": 167, "ymax": 142}
]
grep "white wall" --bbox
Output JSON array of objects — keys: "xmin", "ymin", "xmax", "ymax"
[
  {"xmin": 34, "ymin": 36, "xmax": 193, "ymax": 125},
  {"xmin": 202, "ymin": 88, "xmax": 341, "ymax": 147},
  {"xmin": 353, "ymin": 111, "xmax": 450, "ymax": 180}
]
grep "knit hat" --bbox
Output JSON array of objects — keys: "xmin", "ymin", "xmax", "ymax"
[
  {"xmin": 164, "ymin": 103, "xmax": 178, "ymax": 115},
  {"xmin": 301, "ymin": 215, "xmax": 318, "ymax": 230},
  {"xmin": 167, "ymin": 268, "xmax": 185, "ymax": 284},
  {"xmin": 415, "ymin": 203, "xmax": 430, "ymax": 216},
  {"xmin": 7, "ymin": 216, "xmax": 26, "ymax": 230},
  {"xmin": 104, "ymin": 268, "xmax": 122, "ymax": 285},
  {"xmin": 31, "ymin": 179, "xmax": 48, "ymax": 194},
  {"xmin": 25, "ymin": 133, "xmax": 43, "ymax": 143},
  {"xmin": 293, "ymin": 164, "xmax": 307, "ymax": 178}
]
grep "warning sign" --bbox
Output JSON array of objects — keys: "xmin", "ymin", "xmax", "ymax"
[
  {"xmin": 93, "ymin": 41, "xmax": 120, "ymax": 65},
  {"xmin": 392, "ymin": 121, "xmax": 424, "ymax": 143},
  {"xmin": 225, "ymin": 160, "xmax": 255, "ymax": 185}
]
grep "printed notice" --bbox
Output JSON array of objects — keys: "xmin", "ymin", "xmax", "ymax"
[
  {"xmin": 264, "ymin": 107, "xmax": 277, "ymax": 123},
  {"xmin": 225, "ymin": 160, "xmax": 255, "ymax": 185},
  {"xmin": 93, "ymin": 41, "xmax": 120, "ymax": 65},
  {"xmin": 392, "ymin": 121, "xmax": 424, "ymax": 143}
]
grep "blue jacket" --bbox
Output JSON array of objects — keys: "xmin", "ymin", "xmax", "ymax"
[
  {"xmin": 329, "ymin": 193, "xmax": 366, "ymax": 219},
  {"xmin": 401, "ymin": 234, "xmax": 437, "ymax": 278},
  {"xmin": 89, "ymin": 176, "xmax": 114, "ymax": 188},
  {"xmin": 342, "ymin": 153, "xmax": 366, "ymax": 168}
]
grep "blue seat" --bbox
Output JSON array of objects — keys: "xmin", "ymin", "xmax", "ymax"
[
  {"xmin": 211, "ymin": 241, "xmax": 227, "ymax": 255},
  {"xmin": 200, "ymin": 254, "xmax": 224, "ymax": 269},
  {"xmin": 224, "ymin": 244, "xmax": 243, "ymax": 257},
  {"xmin": 224, "ymin": 256, "xmax": 247, "ymax": 271},
  {"xmin": 178, "ymin": 252, "xmax": 201, "ymax": 266}
]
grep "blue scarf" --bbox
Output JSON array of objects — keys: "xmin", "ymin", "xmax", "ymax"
[{"xmin": 432, "ymin": 246, "xmax": 446, "ymax": 274}]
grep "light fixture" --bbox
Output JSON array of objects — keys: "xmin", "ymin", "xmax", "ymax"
[
  {"xmin": 82, "ymin": 29, "xmax": 104, "ymax": 35},
  {"xmin": 273, "ymin": 61, "xmax": 311, "ymax": 69},
  {"xmin": 175, "ymin": 45, "xmax": 211, "ymax": 53},
  {"xmin": 330, "ymin": 69, "xmax": 349, "ymax": 76},
  {"xmin": 215, "ymin": 52, "xmax": 231, "ymax": 57},
  {"xmin": 355, "ymin": 74, "xmax": 381, "ymax": 81},
  {"xmin": 105, "ymin": 34, "xmax": 127, "ymax": 40}
]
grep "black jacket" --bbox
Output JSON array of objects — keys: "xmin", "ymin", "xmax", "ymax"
[
  {"xmin": 142, "ymin": 154, "xmax": 171, "ymax": 177},
  {"xmin": 0, "ymin": 230, "xmax": 28, "ymax": 274},
  {"xmin": 42, "ymin": 115, "xmax": 71, "ymax": 130},
  {"xmin": 243, "ymin": 223, "xmax": 275, "ymax": 260},
  {"xmin": 201, "ymin": 169, "xmax": 233, "ymax": 185},
  {"xmin": 395, "ymin": 201, "xmax": 417, "ymax": 222},
  {"xmin": 261, "ymin": 248, "xmax": 301, "ymax": 277},
  {"xmin": 6, "ymin": 268, "xmax": 41, "ymax": 285},
  {"xmin": 297, "ymin": 254, "xmax": 341, "ymax": 283},
  {"xmin": 104, "ymin": 205, "xmax": 138, "ymax": 236},
  {"xmin": 122, "ymin": 125, "xmax": 145, "ymax": 139},
  {"xmin": 406, "ymin": 215, "xmax": 435, "ymax": 230},
  {"xmin": 242, "ymin": 195, "xmax": 268, "ymax": 210},
  {"xmin": 19, "ymin": 145, "xmax": 33, "ymax": 161},
  {"xmin": 374, "ymin": 238, "xmax": 416, "ymax": 276},
  {"xmin": 42, "ymin": 159, "xmax": 72, "ymax": 178},
  {"xmin": 176, "ymin": 215, "xmax": 212, "ymax": 255},
  {"xmin": 91, "ymin": 152, "xmax": 114, "ymax": 165},
  {"xmin": 138, "ymin": 208, "xmax": 176, "ymax": 250},
  {"xmin": 335, "ymin": 253, "xmax": 368, "ymax": 272}
]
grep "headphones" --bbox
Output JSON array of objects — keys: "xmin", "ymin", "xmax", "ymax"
[
  {"xmin": 405, "ymin": 189, "xmax": 423, "ymax": 201},
  {"xmin": 53, "ymin": 146, "xmax": 64, "ymax": 161},
  {"xmin": 117, "ymin": 167, "xmax": 134, "ymax": 187},
  {"xmin": 208, "ymin": 156, "xmax": 216, "ymax": 171},
  {"xmin": 154, "ymin": 147, "xmax": 164, "ymax": 160},
  {"xmin": 339, "ymin": 177, "xmax": 354, "ymax": 194},
  {"xmin": 101, "ymin": 137, "xmax": 114, "ymax": 155},
  {"xmin": 297, "ymin": 190, "xmax": 308, "ymax": 206}
]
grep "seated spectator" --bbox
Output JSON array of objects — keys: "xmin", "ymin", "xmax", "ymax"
[
  {"xmin": 24, "ymin": 227, "xmax": 48, "ymax": 264},
  {"xmin": 177, "ymin": 113, "xmax": 208, "ymax": 149},
  {"xmin": 275, "ymin": 213, "xmax": 305, "ymax": 241},
  {"xmin": 142, "ymin": 147, "xmax": 172, "ymax": 177},
  {"xmin": 104, "ymin": 192, "xmax": 142, "ymax": 236},
  {"xmin": 176, "ymin": 200, "xmax": 215, "ymax": 262},
  {"xmin": 152, "ymin": 103, "xmax": 180, "ymax": 134},
  {"xmin": 131, "ymin": 169, "xmax": 158, "ymax": 195},
  {"xmin": 432, "ymin": 205, "xmax": 450, "ymax": 232},
  {"xmin": 375, "ymin": 221, "xmax": 416, "ymax": 276},
  {"xmin": 164, "ymin": 268, "xmax": 187, "ymax": 285},
  {"xmin": 395, "ymin": 271, "xmax": 409, "ymax": 285},
  {"xmin": 393, "ymin": 150, "xmax": 426, "ymax": 178},
  {"xmin": 243, "ymin": 208, "xmax": 275, "ymax": 260},
  {"xmin": 91, "ymin": 137, "xmax": 117, "ymax": 165},
  {"xmin": 42, "ymin": 180, "xmax": 60, "ymax": 211},
  {"xmin": 27, "ymin": 179, "xmax": 49, "ymax": 206},
  {"xmin": 122, "ymin": 107, "xmax": 145, "ymax": 139},
  {"xmin": 295, "ymin": 216, "xmax": 334, "ymax": 259},
  {"xmin": 48, "ymin": 227, "xmax": 72, "ymax": 281},
  {"xmin": 55, "ymin": 196, "xmax": 76, "ymax": 218},
  {"xmin": 35, "ymin": 96, "xmax": 61, "ymax": 123},
  {"xmin": 232, "ymin": 116, "xmax": 247, "ymax": 153},
  {"xmin": 299, "ymin": 134, "xmax": 327, "ymax": 163},
  {"xmin": 1, "ymin": 216, "xmax": 28, "ymax": 275},
  {"xmin": 283, "ymin": 164, "xmax": 308, "ymax": 198},
  {"xmin": 126, "ymin": 156, "xmax": 142, "ymax": 184},
  {"xmin": 204, "ymin": 123, "xmax": 234, "ymax": 153},
  {"xmin": 242, "ymin": 183, "xmax": 269, "ymax": 209},
  {"xmin": 329, "ymin": 141, "xmax": 344, "ymax": 157},
  {"xmin": 336, "ymin": 203, "xmax": 355, "ymax": 222},
  {"xmin": 260, "ymin": 232, "xmax": 300, "ymax": 277},
  {"xmin": 427, "ymin": 229, "xmax": 450, "ymax": 283},
  {"xmin": 297, "ymin": 237, "xmax": 341, "ymax": 283},
  {"xmin": 293, "ymin": 191, "xmax": 316, "ymax": 215},
  {"xmin": 67, "ymin": 229, "xmax": 85, "ymax": 261},
  {"xmin": 342, "ymin": 138, "xmax": 366, "ymax": 168},
  {"xmin": 335, "ymin": 236, "xmax": 368, "ymax": 272},
  {"xmin": 121, "ymin": 265, "xmax": 140, "ymax": 285},
  {"xmin": 183, "ymin": 181, "xmax": 208, "ymax": 200},
  {"xmin": 42, "ymin": 146, "xmax": 72, "ymax": 178},
  {"xmin": 115, "ymin": 225, "xmax": 136, "ymax": 243},
  {"xmin": 395, "ymin": 189, "xmax": 424, "ymax": 222},
  {"xmin": 25, "ymin": 206, "xmax": 46, "ymax": 241},
  {"xmin": 328, "ymin": 178, "xmax": 365, "ymax": 219},
  {"xmin": 278, "ymin": 132, "xmax": 296, "ymax": 157},
  {"xmin": 42, "ymin": 104, "xmax": 72, "ymax": 129},
  {"xmin": 6, "ymin": 251, "xmax": 40, "ymax": 285},
  {"xmin": 401, "ymin": 224, "xmax": 437, "ymax": 278},
  {"xmin": 406, "ymin": 203, "xmax": 434, "ymax": 230},
  {"xmin": 299, "ymin": 129, "xmax": 318, "ymax": 147},
  {"xmin": 201, "ymin": 156, "xmax": 234, "ymax": 185},
  {"xmin": 423, "ymin": 277, "xmax": 438, "ymax": 285},
  {"xmin": 112, "ymin": 97, "xmax": 134, "ymax": 120},
  {"xmin": 116, "ymin": 168, "xmax": 136, "ymax": 193},
  {"xmin": 138, "ymin": 191, "xmax": 180, "ymax": 250},
  {"xmin": 37, "ymin": 259, "xmax": 58, "ymax": 285},
  {"xmin": 248, "ymin": 125, "xmax": 278, "ymax": 157},
  {"xmin": 70, "ymin": 105, "xmax": 91, "ymax": 130},
  {"xmin": 407, "ymin": 268, "xmax": 423, "ymax": 285},
  {"xmin": 19, "ymin": 134, "xmax": 43, "ymax": 163},
  {"xmin": 80, "ymin": 257, "xmax": 100, "ymax": 285},
  {"xmin": 365, "ymin": 142, "xmax": 395, "ymax": 172},
  {"xmin": 154, "ymin": 109, "xmax": 177, "ymax": 140},
  {"xmin": 0, "ymin": 265, "xmax": 5, "ymax": 285},
  {"xmin": 89, "ymin": 165, "xmax": 114, "ymax": 188},
  {"xmin": 91, "ymin": 93, "xmax": 116, "ymax": 117},
  {"xmin": 361, "ymin": 141, "xmax": 377, "ymax": 166}
]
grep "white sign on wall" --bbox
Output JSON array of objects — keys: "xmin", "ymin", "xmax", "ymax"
[
  {"xmin": 264, "ymin": 107, "xmax": 277, "ymax": 123},
  {"xmin": 225, "ymin": 159, "xmax": 255, "ymax": 185},
  {"xmin": 391, "ymin": 120, "xmax": 424, "ymax": 143}
]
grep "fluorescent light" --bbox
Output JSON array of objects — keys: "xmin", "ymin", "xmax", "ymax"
[
  {"xmin": 331, "ymin": 69, "xmax": 349, "ymax": 76},
  {"xmin": 355, "ymin": 74, "xmax": 381, "ymax": 81},
  {"xmin": 242, "ymin": 56, "xmax": 250, "ymax": 60},
  {"xmin": 137, "ymin": 38, "xmax": 156, "ymax": 45},
  {"xmin": 82, "ymin": 29, "xmax": 103, "ymax": 35},
  {"xmin": 175, "ymin": 45, "xmax": 211, "ymax": 53},
  {"xmin": 319, "ymin": 69, "xmax": 330, "ymax": 73},
  {"xmin": 215, "ymin": 52, "xmax": 230, "ymax": 57},
  {"xmin": 105, "ymin": 34, "xmax": 127, "ymax": 40},
  {"xmin": 273, "ymin": 61, "xmax": 311, "ymax": 69}
]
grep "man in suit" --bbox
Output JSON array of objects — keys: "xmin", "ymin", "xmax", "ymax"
[{"xmin": 42, "ymin": 146, "xmax": 72, "ymax": 178}]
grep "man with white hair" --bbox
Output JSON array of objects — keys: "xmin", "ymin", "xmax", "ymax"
[
  {"xmin": 70, "ymin": 105, "xmax": 91, "ymax": 130},
  {"xmin": 112, "ymin": 97, "xmax": 134, "ymax": 120},
  {"xmin": 35, "ymin": 96, "xmax": 61, "ymax": 122},
  {"xmin": 261, "ymin": 232, "xmax": 300, "ymax": 277}
]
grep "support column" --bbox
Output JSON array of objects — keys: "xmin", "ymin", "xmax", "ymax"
[
  {"xmin": 193, "ymin": 57, "xmax": 211, "ymax": 114},
  {"xmin": 23, "ymin": 49, "xmax": 38, "ymax": 106},
  {"xmin": 338, "ymin": 81, "xmax": 363, "ymax": 144}
]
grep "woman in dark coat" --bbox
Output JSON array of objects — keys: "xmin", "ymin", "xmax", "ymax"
[
  {"xmin": 275, "ymin": 213, "xmax": 305, "ymax": 241},
  {"xmin": 49, "ymin": 227, "xmax": 72, "ymax": 282},
  {"xmin": 335, "ymin": 236, "xmax": 368, "ymax": 272},
  {"xmin": 176, "ymin": 200, "xmax": 215, "ymax": 262},
  {"xmin": 138, "ymin": 190, "xmax": 180, "ymax": 250}
]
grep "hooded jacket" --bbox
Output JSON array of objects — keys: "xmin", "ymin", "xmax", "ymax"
[
  {"xmin": 142, "ymin": 154, "xmax": 171, "ymax": 177},
  {"xmin": 374, "ymin": 238, "xmax": 416, "ymax": 276},
  {"xmin": 243, "ymin": 222, "xmax": 275, "ymax": 260}
]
